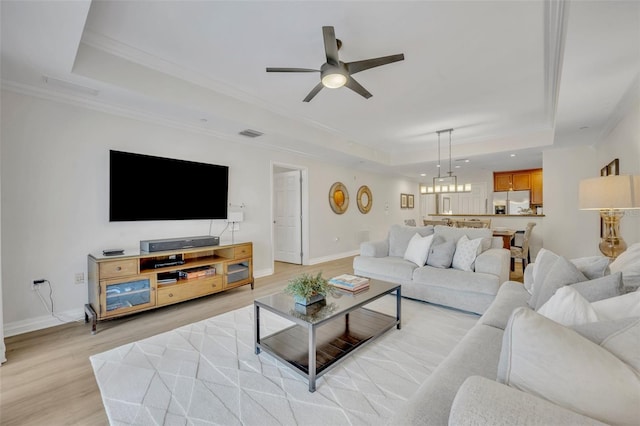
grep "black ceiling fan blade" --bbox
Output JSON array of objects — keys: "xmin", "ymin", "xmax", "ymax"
[
  {"xmin": 303, "ymin": 82, "xmax": 324, "ymax": 102},
  {"xmin": 266, "ymin": 67, "xmax": 319, "ymax": 73},
  {"xmin": 322, "ymin": 26, "xmax": 340, "ymax": 66},
  {"xmin": 345, "ymin": 53, "xmax": 405, "ymax": 75},
  {"xmin": 345, "ymin": 77, "xmax": 372, "ymax": 99}
]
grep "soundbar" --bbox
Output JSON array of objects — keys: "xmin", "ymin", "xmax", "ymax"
[{"xmin": 140, "ymin": 235, "xmax": 220, "ymax": 252}]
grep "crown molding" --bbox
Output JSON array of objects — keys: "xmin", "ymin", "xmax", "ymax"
[{"xmin": 544, "ymin": 0, "xmax": 570, "ymax": 127}]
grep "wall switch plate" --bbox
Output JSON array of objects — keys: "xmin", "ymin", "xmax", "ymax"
[{"xmin": 75, "ymin": 272, "xmax": 85, "ymax": 284}]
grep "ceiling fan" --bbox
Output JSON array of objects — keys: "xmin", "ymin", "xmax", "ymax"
[{"xmin": 266, "ymin": 26, "xmax": 405, "ymax": 102}]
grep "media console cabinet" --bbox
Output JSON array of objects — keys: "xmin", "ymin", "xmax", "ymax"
[{"xmin": 84, "ymin": 242, "xmax": 253, "ymax": 334}]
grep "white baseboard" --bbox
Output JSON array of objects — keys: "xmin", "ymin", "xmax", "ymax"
[
  {"xmin": 253, "ymin": 267, "xmax": 273, "ymax": 279},
  {"xmin": 4, "ymin": 308, "xmax": 85, "ymax": 337},
  {"xmin": 308, "ymin": 250, "xmax": 359, "ymax": 266}
]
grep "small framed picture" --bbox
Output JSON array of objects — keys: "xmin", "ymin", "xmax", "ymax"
[
  {"xmin": 400, "ymin": 193, "xmax": 408, "ymax": 208},
  {"xmin": 407, "ymin": 194, "xmax": 414, "ymax": 209}
]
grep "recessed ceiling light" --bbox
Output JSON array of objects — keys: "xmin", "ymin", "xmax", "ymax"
[
  {"xmin": 455, "ymin": 165, "xmax": 461, "ymax": 169},
  {"xmin": 420, "ymin": 173, "xmax": 426, "ymax": 177},
  {"xmin": 510, "ymin": 154, "xmax": 516, "ymax": 157},
  {"xmin": 464, "ymin": 159, "xmax": 470, "ymax": 163}
]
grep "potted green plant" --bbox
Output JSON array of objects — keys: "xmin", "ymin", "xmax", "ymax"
[{"xmin": 284, "ymin": 272, "xmax": 333, "ymax": 305}]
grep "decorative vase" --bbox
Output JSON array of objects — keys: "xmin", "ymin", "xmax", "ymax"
[{"xmin": 293, "ymin": 293, "xmax": 325, "ymax": 306}]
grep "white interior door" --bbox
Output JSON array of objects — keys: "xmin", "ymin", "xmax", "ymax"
[{"xmin": 274, "ymin": 170, "xmax": 302, "ymax": 264}]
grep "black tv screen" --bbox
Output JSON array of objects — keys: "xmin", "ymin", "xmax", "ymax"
[{"xmin": 109, "ymin": 150, "xmax": 228, "ymax": 221}]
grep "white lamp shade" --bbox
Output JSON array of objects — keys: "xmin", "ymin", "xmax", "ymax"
[
  {"xmin": 579, "ymin": 175, "xmax": 640, "ymax": 210},
  {"xmin": 228, "ymin": 211, "xmax": 244, "ymax": 222}
]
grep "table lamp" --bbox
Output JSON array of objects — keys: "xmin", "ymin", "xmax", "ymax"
[{"xmin": 579, "ymin": 174, "xmax": 640, "ymax": 258}]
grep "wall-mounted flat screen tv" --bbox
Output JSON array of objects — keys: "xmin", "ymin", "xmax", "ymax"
[{"xmin": 109, "ymin": 150, "xmax": 228, "ymax": 221}]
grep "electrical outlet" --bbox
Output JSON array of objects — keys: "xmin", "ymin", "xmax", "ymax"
[{"xmin": 75, "ymin": 272, "xmax": 85, "ymax": 285}]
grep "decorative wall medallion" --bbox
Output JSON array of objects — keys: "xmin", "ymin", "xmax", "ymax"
[
  {"xmin": 329, "ymin": 182, "xmax": 349, "ymax": 214},
  {"xmin": 357, "ymin": 185, "xmax": 373, "ymax": 214}
]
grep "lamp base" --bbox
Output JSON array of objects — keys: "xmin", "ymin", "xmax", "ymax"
[{"xmin": 599, "ymin": 210, "xmax": 627, "ymax": 259}]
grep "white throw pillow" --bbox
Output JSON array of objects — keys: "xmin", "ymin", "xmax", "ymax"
[
  {"xmin": 592, "ymin": 291, "xmax": 640, "ymax": 321},
  {"xmin": 403, "ymin": 233, "xmax": 434, "ymax": 266},
  {"xmin": 498, "ymin": 307, "xmax": 640, "ymax": 426},
  {"xmin": 538, "ymin": 286, "xmax": 599, "ymax": 326},
  {"xmin": 452, "ymin": 235, "xmax": 483, "ymax": 272}
]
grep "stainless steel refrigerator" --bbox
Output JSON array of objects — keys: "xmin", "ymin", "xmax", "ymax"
[{"xmin": 492, "ymin": 190, "xmax": 530, "ymax": 214}]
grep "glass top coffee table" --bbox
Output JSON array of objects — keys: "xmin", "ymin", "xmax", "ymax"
[{"xmin": 254, "ymin": 280, "xmax": 401, "ymax": 392}]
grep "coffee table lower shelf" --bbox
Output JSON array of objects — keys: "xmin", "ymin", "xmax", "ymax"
[{"xmin": 256, "ymin": 307, "xmax": 398, "ymax": 391}]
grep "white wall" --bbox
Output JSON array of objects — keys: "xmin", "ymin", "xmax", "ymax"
[
  {"xmin": 0, "ymin": 90, "xmax": 417, "ymax": 336},
  {"xmin": 543, "ymin": 99, "xmax": 640, "ymax": 258}
]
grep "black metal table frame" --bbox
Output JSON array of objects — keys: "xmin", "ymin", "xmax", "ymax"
[{"xmin": 254, "ymin": 285, "xmax": 401, "ymax": 392}]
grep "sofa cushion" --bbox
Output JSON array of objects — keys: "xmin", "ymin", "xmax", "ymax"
[
  {"xmin": 426, "ymin": 235, "xmax": 456, "ymax": 268},
  {"xmin": 480, "ymin": 281, "xmax": 531, "ymax": 330},
  {"xmin": 403, "ymin": 233, "xmax": 434, "ymax": 266},
  {"xmin": 352, "ymin": 255, "xmax": 417, "ymax": 281},
  {"xmin": 452, "ymin": 235, "xmax": 483, "ymax": 272},
  {"xmin": 412, "ymin": 265, "xmax": 500, "ymax": 296},
  {"xmin": 388, "ymin": 224, "xmax": 434, "ymax": 257},
  {"xmin": 450, "ymin": 376, "xmax": 607, "ymax": 426},
  {"xmin": 530, "ymin": 256, "xmax": 586, "ymax": 310},
  {"xmin": 498, "ymin": 307, "xmax": 640, "ymax": 426}
]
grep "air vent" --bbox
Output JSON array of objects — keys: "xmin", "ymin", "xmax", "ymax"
[{"xmin": 238, "ymin": 129, "xmax": 263, "ymax": 138}]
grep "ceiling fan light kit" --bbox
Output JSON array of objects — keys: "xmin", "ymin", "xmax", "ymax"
[{"xmin": 267, "ymin": 26, "xmax": 404, "ymax": 102}]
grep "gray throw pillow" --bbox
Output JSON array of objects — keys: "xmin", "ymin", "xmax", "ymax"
[
  {"xmin": 426, "ymin": 235, "xmax": 456, "ymax": 269},
  {"xmin": 571, "ymin": 256, "xmax": 611, "ymax": 280},
  {"xmin": 570, "ymin": 272, "xmax": 623, "ymax": 303},
  {"xmin": 531, "ymin": 256, "xmax": 587, "ymax": 310}
]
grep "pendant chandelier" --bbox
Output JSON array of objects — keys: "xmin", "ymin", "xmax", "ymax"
[{"xmin": 424, "ymin": 129, "xmax": 471, "ymax": 194}]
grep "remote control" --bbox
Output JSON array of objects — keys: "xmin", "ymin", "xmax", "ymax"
[{"xmin": 103, "ymin": 249, "xmax": 125, "ymax": 256}]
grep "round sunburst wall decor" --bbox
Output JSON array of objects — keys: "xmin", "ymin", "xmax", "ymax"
[
  {"xmin": 357, "ymin": 185, "xmax": 373, "ymax": 214},
  {"xmin": 329, "ymin": 182, "xmax": 349, "ymax": 214}
]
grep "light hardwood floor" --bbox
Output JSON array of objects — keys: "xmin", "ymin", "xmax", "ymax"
[
  {"xmin": 0, "ymin": 256, "xmax": 522, "ymax": 425},
  {"xmin": 0, "ymin": 258, "xmax": 355, "ymax": 425}
]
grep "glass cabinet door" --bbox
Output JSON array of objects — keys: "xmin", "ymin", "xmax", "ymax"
[{"xmin": 101, "ymin": 275, "xmax": 155, "ymax": 316}]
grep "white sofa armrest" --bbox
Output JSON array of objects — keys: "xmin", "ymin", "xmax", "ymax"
[
  {"xmin": 475, "ymin": 248, "xmax": 510, "ymax": 284},
  {"xmin": 524, "ymin": 263, "xmax": 535, "ymax": 291},
  {"xmin": 360, "ymin": 240, "xmax": 389, "ymax": 257},
  {"xmin": 449, "ymin": 376, "xmax": 606, "ymax": 426}
]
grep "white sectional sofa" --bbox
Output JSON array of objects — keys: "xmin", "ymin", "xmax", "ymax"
[
  {"xmin": 389, "ymin": 248, "xmax": 640, "ymax": 425},
  {"xmin": 353, "ymin": 224, "xmax": 510, "ymax": 314}
]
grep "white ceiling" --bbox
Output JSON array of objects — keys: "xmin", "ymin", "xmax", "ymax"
[{"xmin": 1, "ymin": 1, "xmax": 638, "ymax": 181}]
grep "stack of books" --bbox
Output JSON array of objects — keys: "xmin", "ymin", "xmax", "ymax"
[{"xmin": 329, "ymin": 274, "xmax": 370, "ymax": 293}]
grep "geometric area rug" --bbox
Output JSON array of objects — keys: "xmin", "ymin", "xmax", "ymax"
[{"xmin": 90, "ymin": 295, "xmax": 477, "ymax": 425}]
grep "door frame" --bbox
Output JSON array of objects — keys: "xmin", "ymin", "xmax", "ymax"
[{"xmin": 270, "ymin": 162, "xmax": 309, "ymax": 266}]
